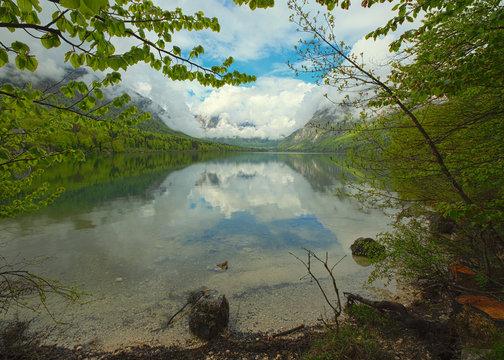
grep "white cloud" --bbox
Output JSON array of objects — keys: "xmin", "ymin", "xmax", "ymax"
[
  {"xmin": 189, "ymin": 77, "xmax": 325, "ymax": 139},
  {"xmin": 0, "ymin": 57, "xmax": 66, "ymax": 85},
  {"xmin": 326, "ymin": 2, "xmax": 397, "ymax": 43},
  {"xmin": 156, "ymin": 0, "xmax": 299, "ymax": 62},
  {"xmin": 136, "ymin": 82, "xmax": 152, "ymax": 97},
  {"xmin": 349, "ymin": 34, "xmax": 398, "ymax": 81}
]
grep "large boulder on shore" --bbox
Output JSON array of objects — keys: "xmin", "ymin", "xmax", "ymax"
[
  {"xmin": 350, "ymin": 237, "xmax": 385, "ymax": 257},
  {"xmin": 189, "ymin": 293, "xmax": 229, "ymax": 340}
]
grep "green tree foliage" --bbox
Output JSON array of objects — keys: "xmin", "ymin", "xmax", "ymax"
[
  {"xmin": 0, "ymin": 0, "xmax": 274, "ymax": 218},
  {"xmin": 289, "ymin": 0, "xmax": 504, "ymax": 288}
]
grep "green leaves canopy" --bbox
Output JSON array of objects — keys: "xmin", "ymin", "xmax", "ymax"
[{"xmin": 1, "ymin": 0, "xmax": 263, "ymax": 87}]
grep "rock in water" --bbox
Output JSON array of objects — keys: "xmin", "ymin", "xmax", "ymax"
[
  {"xmin": 189, "ymin": 293, "xmax": 229, "ymax": 340},
  {"xmin": 350, "ymin": 237, "xmax": 385, "ymax": 257}
]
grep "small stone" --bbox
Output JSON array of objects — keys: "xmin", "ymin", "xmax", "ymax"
[{"xmin": 76, "ymin": 345, "xmax": 83, "ymax": 351}]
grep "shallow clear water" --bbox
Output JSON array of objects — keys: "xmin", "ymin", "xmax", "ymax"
[{"xmin": 1, "ymin": 152, "xmax": 392, "ymax": 349}]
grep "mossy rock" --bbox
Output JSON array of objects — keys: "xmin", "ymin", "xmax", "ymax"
[
  {"xmin": 189, "ymin": 293, "xmax": 229, "ymax": 340},
  {"xmin": 350, "ymin": 237, "xmax": 385, "ymax": 258}
]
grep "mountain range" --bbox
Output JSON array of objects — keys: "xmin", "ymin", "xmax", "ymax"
[{"xmin": 2, "ymin": 66, "xmax": 353, "ymax": 152}]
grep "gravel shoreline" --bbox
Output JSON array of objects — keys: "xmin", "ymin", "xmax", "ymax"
[{"xmin": 13, "ymin": 324, "xmax": 322, "ymax": 360}]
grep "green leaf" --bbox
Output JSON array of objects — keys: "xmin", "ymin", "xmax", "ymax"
[
  {"xmin": 15, "ymin": 55, "xmax": 26, "ymax": 70},
  {"xmin": 0, "ymin": 49, "xmax": 8, "ymax": 67},
  {"xmin": 17, "ymin": 0, "xmax": 33, "ymax": 13},
  {"xmin": 41, "ymin": 33, "xmax": 61, "ymax": 49},
  {"xmin": 1, "ymin": 83, "xmax": 15, "ymax": 93},
  {"xmin": 30, "ymin": 0, "xmax": 42, "ymax": 12},
  {"xmin": 69, "ymin": 53, "xmax": 81, "ymax": 68},
  {"xmin": 11, "ymin": 41, "xmax": 30, "ymax": 54},
  {"xmin": 25, "ymin": 56, "xmax": 38, "ymax": 71},
  {"xmin": 41, "ymin": 34, "xmax": 52, "ymax": 49},
  {"xmin": 76, "ymin": 81, "xmax": 88, "ymax": 94},
  {"xmin": 94, "ymin": 88, "xmax": 104, "ymax": 100},
  {"xmin": 60, "ymin": 0, "xmax": 80, "ymax": 9},
  {"xmin": 82, "ymin": 0, "xmax": 108, "ymax": 14}
]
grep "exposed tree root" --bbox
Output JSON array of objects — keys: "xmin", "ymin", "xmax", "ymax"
[
  {"xmin": 344, "ymin": 292, "xmax": 443, "ymax": 334},
  {"xmin": 344, "ymin": 292, "xmax": 458, "ymax": 360}
]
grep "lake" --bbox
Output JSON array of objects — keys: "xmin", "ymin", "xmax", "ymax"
[{"xmin": 0, "ymin": 152, "xmax": 392, "ymax": 349}]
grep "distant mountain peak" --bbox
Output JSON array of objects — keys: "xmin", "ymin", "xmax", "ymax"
[{"xmin": 277, "ymin": 105, "xmax": 354, "ymax": 152}]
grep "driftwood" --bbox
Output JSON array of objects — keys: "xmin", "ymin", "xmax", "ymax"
[
  {"xmin": 344, "ymin": 292, "xmax": 445, "ymax": 335},
  {"xmin": 272, "ymin": 324, "xmax": 305, "ymax": 338}
]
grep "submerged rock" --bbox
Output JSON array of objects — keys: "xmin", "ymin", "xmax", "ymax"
[
  {"xmin": 350, "ymin": 237, "xmax": 385, "ymax": 257},
  {"xmin": 352, "ymin": 255, "xmax": 372, "ymax": 267},
  {"xmin": 189, "ymin": 292, "xmax": 229, "ymax": 340}
]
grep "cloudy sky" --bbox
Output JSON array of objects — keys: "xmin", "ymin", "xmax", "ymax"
[{"xmin": 0, "ymin": 0, "xmax": 407, "ymax": 139}]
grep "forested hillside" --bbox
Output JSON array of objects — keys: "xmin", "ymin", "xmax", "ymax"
[
  {"xmin": 0, "ymin": 68, "xmax": 245, "ymax": 154},
  {"xmin": 209, "ymin": 137, "xmax": 280, "ymax": 149},
  {"xmin": 277, "ymin": 107, "xmax": 355, "ymax": 152}
]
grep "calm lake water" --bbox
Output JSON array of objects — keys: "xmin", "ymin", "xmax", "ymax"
[{"xmin": 1, "ymin": 152, "xmax": 392, "ymax": 349}]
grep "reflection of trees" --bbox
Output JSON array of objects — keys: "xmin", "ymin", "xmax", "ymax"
[
  {"xmin": 32, "ymin": 153, "xmax": 236, "ymax": 217},
  {"xmin": 237, "ymin": 171, "xmax": 256, "ymax": 180},
  {"xmin": 195, "ymin": 170, "xmax": 259, "ymax": 187},
  {"xmin": 72, "ymin": 172, "xmax": 84, "ymax": 183},
  {"xmin": 280, "ymin": 154, "xmax": 345, "ymax": 192},
  {"xmin": 195, "ymin": 171, "xmax": 221, "ymax": 186}
]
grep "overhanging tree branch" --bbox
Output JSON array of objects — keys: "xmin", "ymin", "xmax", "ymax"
[
  {"xmin": 290, "ymin": 1, "xmax": 474, "ymax": 205},
  {"xmin": 0, "ymin": 23, "xmax": 60, "ymax": 35}
]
